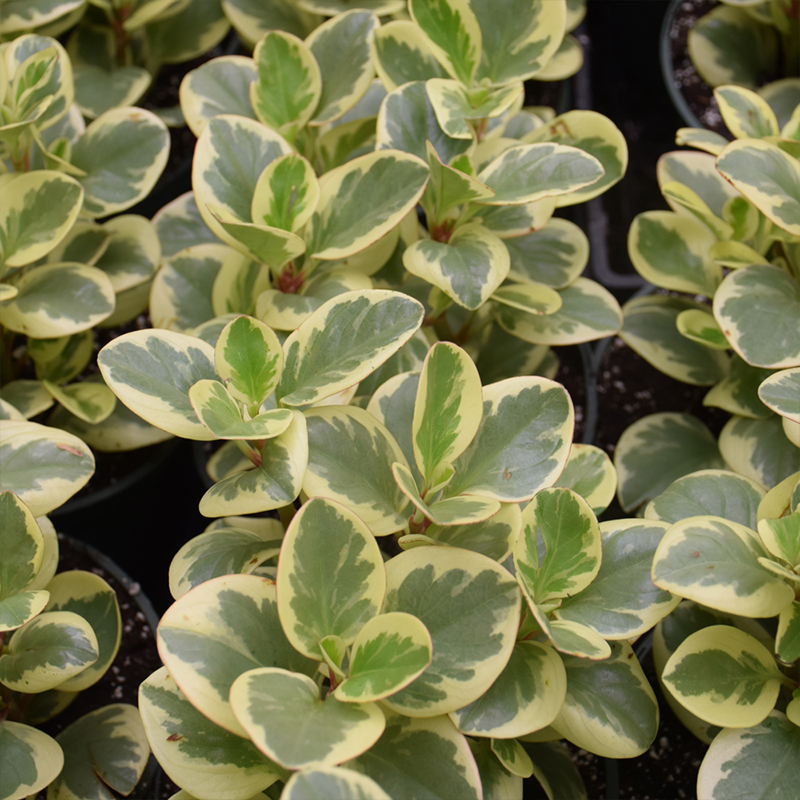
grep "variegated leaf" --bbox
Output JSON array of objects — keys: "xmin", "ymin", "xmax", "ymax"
[
  {"xmin": 514, "ymin": 487, "xmax": 601, "ymax": 609},
  {"xmin": 230, "ymin": 667, "xmax": 385, "ymax": 769},
  {"xmin": 73, "ymin": 107, "xmax": 169, "ymax": 217},
  {"xmin": 620, "ymin": 295, "xmax": 729, "ymax": 386},
  {"xmin": 445, "ymin": 377, "xmax": 573, "ymax": 502},
  {"xmin": 504, "ymin": 218, "xmax": 588, "ymax": 290},
  {"xmin": 168, "ymin": 519, "xmax": 283, "ymax": 599},
  {"xmin": 346, "ymin": 709, "xmax": 482, "ymax": 800},
  {"xmin": 777, "ymin": 600, "xmax": 800, "ymax": 663},
  {"xmin": 690, "ymin": 2, "xmax": 779, "ymax": 85},
  {"xmin": 305, "ymin": 10, "xmax": 378, "ymax": 126},
  {"xmin": 652, "ymin": 516, "xmax": 794, "ymax": 618},
  {"xmin": 645, "ymin": 469, "xmax": 765, "ymax": 530},
  {"xmin": 371, "ymin": 20, "xmax": 447, "ymax": 91},
  {"xmin": 663, "ymin": 625, "xmax": 784, "ymax": 728},
  {"xmin": 477, "ymin": 143, "xmax": 603, "ymax": 206},
  {"xmin": 553, "ymin": 641, "xmax": 658, "ymax": 758},
  {"xmin": 251, "ymin": 154, "xmax": 319, "ymax": 235},
  {"xmin": 557, "ymin": 519, "xmax": 680, "ymax": 640},
  {"xmin": 43, "ymin": 379, "xmax": 116, "ymax": 425},
  {"xmin": 98, "ymin": 329, "xmax": 219, "ymax": 440},
  {"xmin": 409, "ymin": 0, "xmax": 482, "ymax": 86},
  {"xmin": 306, "ymin": 151, "xmax": 429, "ymax": 261},
  {"xmin": 716, "ymin": 139, "xmax": 800, "ymax": 237},
  {"xmin": 0, "ymin": 721, "xmax": 63, "ymax": 800},
  {"xmin": 72, "ymin": 63, "xmax": 151, "ymax": 119},
  {"xmin": 471, "ymin": 0, "xmax": 566, "ymax": 84},
  {"xmin": 277, "ymin": 497, "xmax": 385, "ymax": 660},
  {"xmin": 759, "ymin": 368, "xmax": 800, "ymax": 423},
  {"xmin": 524, "ymin": 109, "xmax": 628, "ymax": 206},
  {"xmin": 677, "ymin": 309, "xmax": 729, "ymax": 350},
  {"xmin": 627, "ymin": 210, "xmax": 720, "ymax": 296},
  {"xmin": 614, "ymin": 413, "xmax": 725, "ymax": 512},
  {"xmin": 426, "ymin": 79, "xmax": 522, "ymax": 140},
  {"xmin": 0, "ymin": 491, "xmax": 44, "ymax": 601},
  {"xmin": 675, "ymin": 127, "xmax": 728, "ymax": 155},
  {"xmin": 158, "ymin": 574, "xmax": 316, "ymax": 736},
  {"xmin": 554, "ymin": 444, "xmax": 617, "ymax": 515},
  {"xmin": 697, "ymin": 711, "xmax": 800, "ymax": 800},
  {"xmin": 152, "ymin": 192, "xmax": 217, "ymax": 260},
  {"xmin": 193, "ymin": 114, "xmax": 292, "ymax": 242},
  {"xmin": 425, "ymin": 503, "xmax": 521, "ymax": 562},
  {"xmin": 43, "ymin": 570, "xmax": 120, "ymax": 692},
  {"xmin": 523, "ymin": 741, "xmax": 587, "ymax": 800},
  {"xmin": 0, "ymin": 263, "xmax": 115, "ymax": 338},
  {"xmin": 336, "ymin": 612, "xmax": 432, "ymax": 703},
  {"xmin": 0, "ymin": 420, "xmax": 94, "ymax": 516},
  {"xmin": 719, "ymin": 414, "xmax": 800, "ymax": 489},
  {"xmin": 214, "ymin": 315, "xmax": 283, "ymax": 407},
  {"xmin": 139, "ymin": 667, "xmax": 282, "ymax": 800},
  {"xmin": 376, "ymin": 81, "xmax": 473, "ymax": 164},
  {"xmin": 403, "ymin": 223, "xmax": 509, "ymax": 310},
  {"xmin": 276, "ymin": 290, "xmax": 423, "ymax": 407},
  {"xmin": 450, "ymin": 640, "xmax": 566, "ymax": 738},
  {"xmin": 249, "ymin": 32, "xmax": 320, "ymax": 140},
  {"xmin": 714, "ymin": 265, "xmax": 800, "ymax": 368},
  {"xmin": 714, "ymin": 85, "xmax": 779, "ymax": 139},
  {"xmin": 180, "ymin": 56, "xmax": 257, "ymax": 137},
  {"xmin": 381, "ymin": 547, "xmax": 520, "ymax": 716},
  {"xmin": 497, "ymin": 278, "xmax": 622, "ymax": 346},
  {"xmin": 198, "ymin": 410, "xmax": 307, "ymax": 516},
  {"xmin": 0, "ymin": 171, "xmax": 83, "ymax": 268},
  {"xmin": 304, "ymin": 405, "xmax": 410, "ymax": 535},
  {"xmin": 758, "ymin": 513, "xmax": 800, "ymax": 569},
  {"xmin": 412, "ymin": 342, "xmax": 481, "ymax": 484},
  {"xmin": 657, "ymin": 150, "xmax": 738, "ymax": 217},
  {"xmin": 0, "ymin": 610, "xmax": 97, "ymax": 693},
  {"xmin": 51, "ymin": 704, "xmax": 149, "ymax": 800},
  {"xmin": 282, "ymin": 767, "xmax": 391, "ymax": 800}
]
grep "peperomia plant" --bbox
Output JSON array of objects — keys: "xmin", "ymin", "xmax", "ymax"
[
  {"xmin": 641, "ymin": 467, "xmax": 800, "ymax": 799},
  {"xmin": 686, "ymin": 0, "xmax": 799, "ymax": 104},
  {"xmin": 97, "ymin": 298, "xmax": 682, "ymax": 797},
  {"xmin": 614, "ymin": 84, "xmax": 800, "ymax": 511},
  {"xmin": 149, "ymin": 0, "xmax": 626, "ymax": 388},
  {"xmin": 0, "ymin": 455, "xmax": 150, "ymax": 800},
  {"xmin": 0, "ymin": 34, "xmax": 176, "ymax": 453},
  {"xmin": 2, "ymin": 0, "xmax": 230, "ymax": 120}
]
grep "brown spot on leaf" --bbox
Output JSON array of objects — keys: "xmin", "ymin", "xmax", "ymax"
[
  {"xmin": 57, "ymin": 443, "xmax": 83, "ymax": 456},
  {"xmin": 167, "ymin": 734, "xmax": 183, "ymax": 742}
]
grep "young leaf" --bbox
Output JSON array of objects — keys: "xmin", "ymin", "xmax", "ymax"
[
  {"xmin": 251, "ymin": 32, "xmax": 321, "ymax": 136},
  {"xmin": 215, "ymin": 316, "xmax": 284, "ymax": 407},
  {"xmin": 251, "ymin": 154, "xmax": 319, "ymax": 234},
  {"xmin": 514, "ymin": 487, "xmax": 601, "ymax": 608},
  {"xmin": 336, "ymin": 612, "xmax": 432, "ymax": 703},
  {"xmin": 230, "ymin": 667, "xmax": 385, "ymax": 769},
  {"xmin": 277, "ymin": 497, "xmax": 386, "ymax": 660}
]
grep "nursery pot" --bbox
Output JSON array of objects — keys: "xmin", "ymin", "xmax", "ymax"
[
  {"xmin": 42, "ymin": 535, "xmax": 163, "ymax": 799},
  {"xmin": 659, "ymin": 0, "xmax": 704, "ymax": 129}
]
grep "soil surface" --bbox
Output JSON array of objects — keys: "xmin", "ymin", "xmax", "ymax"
[{"xmin": 667, "ymin": 0, "xmax": 731, "ymax": 134}]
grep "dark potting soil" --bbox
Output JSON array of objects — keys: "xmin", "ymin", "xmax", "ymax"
[
  {"xmin": 667, "ymin": 0, "xmax": 733, "ymax": 135},
  {"xmin": 554, "ymin": 344, "xmax": 587, "ymax": 445}
]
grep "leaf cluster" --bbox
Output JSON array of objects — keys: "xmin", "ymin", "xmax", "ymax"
[{"xmin": 0, "ymin": 490, "xmax": 150, "ymax": 800}]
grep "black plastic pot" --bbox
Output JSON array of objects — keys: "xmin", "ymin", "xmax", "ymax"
[
  {"xmin": 53, "ymin": 440, "xmax": 207, "ymax": 615},
  {"xmin": 43, "ymin": 536, "xmax": 162, "ymax": 798},
  {"xmin": 660, "ymin": 0, "xmax": 704, "ymax": 129}
]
